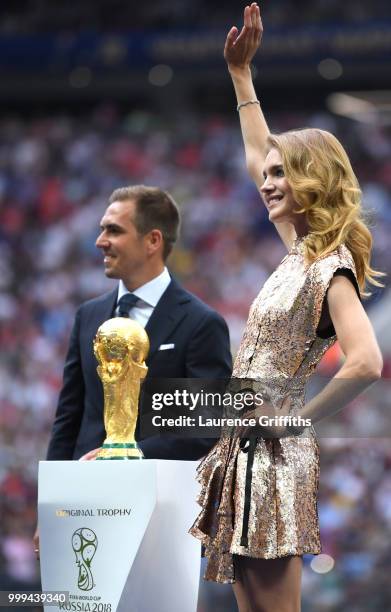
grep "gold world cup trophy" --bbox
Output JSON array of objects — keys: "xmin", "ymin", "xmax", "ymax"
[{"xmin": 93, "ymin": 318, "xmax": 150, "ymax": 460}]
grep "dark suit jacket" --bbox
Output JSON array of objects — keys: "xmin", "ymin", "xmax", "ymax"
[{"xmin": 46, "ymin": 277, "xmax": 232, "ymax": 460}]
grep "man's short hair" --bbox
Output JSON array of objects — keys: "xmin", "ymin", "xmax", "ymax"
[{"xmin": 109, "ymin": 185, "xmax": 180, "ymax": 260}]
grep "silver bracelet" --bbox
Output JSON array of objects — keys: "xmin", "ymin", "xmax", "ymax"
[{"xmin": 237, "ymin": 99, "xmax": 260, "ymax": 112}]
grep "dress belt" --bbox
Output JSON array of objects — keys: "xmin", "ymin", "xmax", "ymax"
[{"xmin": 240, "ymin": 436, "xmax": 257, "ymax": 548}]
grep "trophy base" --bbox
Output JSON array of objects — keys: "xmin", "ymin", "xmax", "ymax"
[{"xmin": 96, "ymin": 443, "xmax": 144, "ymax": 460}]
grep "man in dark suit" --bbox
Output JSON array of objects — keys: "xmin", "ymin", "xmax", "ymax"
[{"xmin": 46, "ymin": 185, "xmax": 232, "ymax": 462}]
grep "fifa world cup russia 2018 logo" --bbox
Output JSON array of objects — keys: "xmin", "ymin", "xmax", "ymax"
[{"xmin": 72, "ymin": 528, "xmax": 98, "ymax": 591}]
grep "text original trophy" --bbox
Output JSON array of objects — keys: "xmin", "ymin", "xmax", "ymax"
[{"xmin": 93, "ymin": 317, "xmax": 150, "ymax": 460}]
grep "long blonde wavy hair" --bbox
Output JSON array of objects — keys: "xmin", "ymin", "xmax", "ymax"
[{"xmin": 267, "ymin": 128, "xmax": 384, "ymax": 295}]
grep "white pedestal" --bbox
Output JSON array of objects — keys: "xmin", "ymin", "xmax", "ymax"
[{"xmin": 38, "ymin": 460, "xmax": 201, "ymax": 612}]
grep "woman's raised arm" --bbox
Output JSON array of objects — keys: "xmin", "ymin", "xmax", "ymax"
[{"xmin": 225, "ymin": 3, "xmax": 295, "ymax": 249}]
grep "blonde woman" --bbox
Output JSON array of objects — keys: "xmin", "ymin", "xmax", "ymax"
[{"xmin": 190, "ymin": 4, "xmax": 383, "ymax": 611}]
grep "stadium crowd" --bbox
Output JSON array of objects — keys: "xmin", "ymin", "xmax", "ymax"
[
  {"xmin": 0, "ymin": 0, "xmax": 390, "ymax": 33},
  {"xmin": 0, "ymin": 105, "xmax": 390, "ymax": 610}
]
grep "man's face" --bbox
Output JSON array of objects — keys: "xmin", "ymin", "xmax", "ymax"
[{"xmin": 95, "ymin": 199, "xmax": 148, "ymax": 283}]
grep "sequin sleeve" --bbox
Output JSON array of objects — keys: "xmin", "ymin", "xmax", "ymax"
[{"xmin": 309, "ymin": 244, "xmax": 359, "ymax": 338}]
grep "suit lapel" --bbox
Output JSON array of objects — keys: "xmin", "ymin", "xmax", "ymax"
[
  {"xmin": 145, "ymin": 278, "xmax": 190, "ymax": 362},
  {"xmin": 96, "ymin": 289, "xmax": 118, "ymax": 325},
  {"xmin": 87, "ymin": 281, "xmax": 190, "ymax": 362},
  {"xmin": 87, "ymin": 288, "xmax": 118, "ymax": 344},
  {"xmin": 81, "ymin": 289, "xmax": 118, "ymax": 391}
]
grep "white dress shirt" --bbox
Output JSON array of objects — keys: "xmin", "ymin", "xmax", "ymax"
[{"xmin": 116, "ymin": 267, "xmax": 171, "ymax": 328}]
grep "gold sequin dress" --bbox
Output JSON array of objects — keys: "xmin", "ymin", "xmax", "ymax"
[{"xmin": 190, "ymin": 237, "xmax": 358, "ymax": 583}]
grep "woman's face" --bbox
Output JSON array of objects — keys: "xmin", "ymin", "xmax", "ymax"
[{"xmin": 260, "ymin": 148, "xmax": 299, "ymax": 224}]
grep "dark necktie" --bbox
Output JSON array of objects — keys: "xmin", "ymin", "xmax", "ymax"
[{"xmin": 117, "ymin": 293, "xmax": 139, "ymax": 317}]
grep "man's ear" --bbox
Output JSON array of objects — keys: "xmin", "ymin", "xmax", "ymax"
[{"xmin": 146, "ymin": 229, "xmax": 163, "ymax": 255}]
